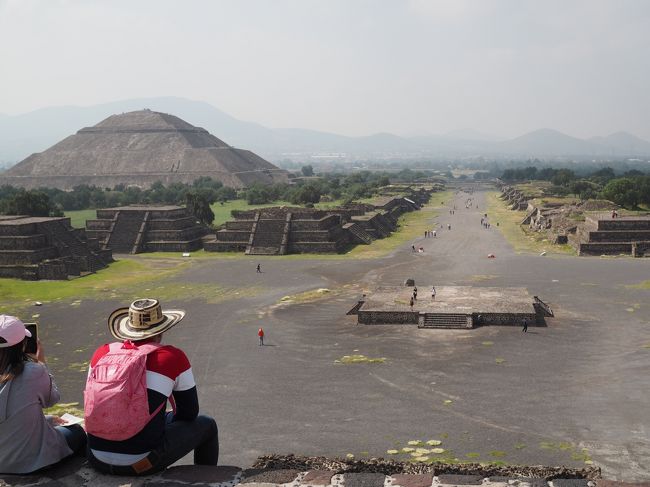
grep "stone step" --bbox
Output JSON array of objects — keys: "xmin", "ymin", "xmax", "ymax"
[{"xmin": 247, "ymin": 246, "xmax": 282, "ymax": 255}]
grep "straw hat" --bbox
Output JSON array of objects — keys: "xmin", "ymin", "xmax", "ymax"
[{"xmin": 108, "ymin": 299, "xmax": 185, "ymax": 341}]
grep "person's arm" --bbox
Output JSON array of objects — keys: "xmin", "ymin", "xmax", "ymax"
[
  {"xmin": 35, "ymin": 363, "xmax": 60, "ymax": 408},
  {"xmin": 160, "ymin": 347, "xmax": 199, "ymax": 422},
  {"xmin": 171, "ymin": 385, "xmax": 199, "ymax": 422},
  {"xmin": 30, "ymin": 340, "xmax": 60, "ymax": 408}
]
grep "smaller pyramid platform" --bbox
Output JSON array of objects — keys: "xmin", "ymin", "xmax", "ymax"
[
  {"xmin": 0, "ymin": 216, "xmax": 112, "ymax": 280},
  {"xmin": 85, "ymin": 205, "xmax": 208, "ymax": 254}
]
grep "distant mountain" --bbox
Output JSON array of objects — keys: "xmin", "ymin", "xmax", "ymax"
[
  {"xmin": 495, "ymin": 128, "xmax": 597, "ymax": 156},
  {"xmin": 1, "ymin": 97, "xmax": 649, "ymax": 164},
  {"xmin": 443, "ymin": 128, "xmax": 503, "ymax": 142},
  {"xmin": 589, "ymin": 132, "xmax": 650, "ymax": 155}
]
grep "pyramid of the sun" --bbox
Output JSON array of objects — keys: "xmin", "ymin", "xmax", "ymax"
[{"xmin": 1, "ymin": 110, "xmax": 288, "ymax": 190}]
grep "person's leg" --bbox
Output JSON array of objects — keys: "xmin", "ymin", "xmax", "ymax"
[
  {"xmin": 55, "ymin": 425, "xmax": 87, "ymax": 455},
  {"xmin": 152, "ymin": 414, "xmax": 219, "ymax": 471}
]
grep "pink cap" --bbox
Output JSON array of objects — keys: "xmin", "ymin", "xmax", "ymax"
[{"xmin": 0, "ymin": 315, "xmax": 31, "ymax": 348}]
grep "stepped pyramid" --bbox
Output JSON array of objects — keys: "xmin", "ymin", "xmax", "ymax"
[{"xmin": 1, "ymin": 109, "xmax": 288, "ymax": 190}]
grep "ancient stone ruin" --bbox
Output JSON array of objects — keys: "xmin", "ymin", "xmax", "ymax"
[
  {"xmin": 348, "ymin": 286, "xmax": 554, "ymax": 328},
  {"xmin": 1, "ymin": 109, "xmax": 288, "ymax": 190},
  {"xmin": 522, "ymin": 199, "xmax": 618, "ymax": 245},
  {"xmin": 570, "ymin": 213, "xmax": 650, "ymax": 257},
  {"xmin": 204, "ymin": 195, "xmax": 427, "ymax": 255},
  {"xmin": 85, "ymin": 205, "xmax": 208, "ymax": 254},
  {"xmin": 0, "ymin": 216, "xmax": 112, "ymax": 280},
  {"xmin": 499, "ymin": 184, "xmax": 529, "ymax": 210}
]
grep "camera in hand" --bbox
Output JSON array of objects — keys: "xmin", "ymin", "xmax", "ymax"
[{"xmin": 24, "ymin": 323, "xmax": 38, "ymax": 354}]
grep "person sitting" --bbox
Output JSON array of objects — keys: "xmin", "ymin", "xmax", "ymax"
[
  {"xmin": 85, "ymin": 299, "xmax": 218, "ymax": 476},
  {"xmin": 0, "ymin": 315, "xmax": 86, "ymax": 474}
]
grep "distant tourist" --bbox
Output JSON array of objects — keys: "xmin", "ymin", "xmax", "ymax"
[
  {"xmin": 84, "ymin": 299, "xmax": 219, "ymax": 476},
  {"xmin": 413, "ymin": 286, "xmax": 418, "ymax": 300},
  {"xmin": 258, "ymin": 327, "xmax": 265, "ymax": 346},
  {"xmin": 411, "ymin": 245, "xmax": 416, "ymax": 252},
  {"xmin": 256, "ymin": 264, "xmax": 261, "ymax": 273},
  {"xmin": 0, "ymin": 315, "xmax": 86, "ymax": 474},
  {"xmin": 431, "ymin": 286, "xmax": 436, "ymax": 300},
  {"xmin": 522, "ymin": 317, "xmax": 528, "ymax": 333},
  {"xmin": 433, "ymin": 230, "xmax": 436, "ymax": 237},
  {"xmin": 409, "ymin": 297, "xmax": 414, "ymax": 309},
  {"xmin": 447, "ymin": 224, "xmax": 451, "ymax": 230}
]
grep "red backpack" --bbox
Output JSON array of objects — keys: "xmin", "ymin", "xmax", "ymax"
[{"xmin": 84, "ymin": 341, "xmax": 164, "ymax": 441}]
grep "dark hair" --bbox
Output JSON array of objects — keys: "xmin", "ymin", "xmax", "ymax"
[{"xmin": 0, "ymin": 338, "xmax": 30, "ymax": 384}]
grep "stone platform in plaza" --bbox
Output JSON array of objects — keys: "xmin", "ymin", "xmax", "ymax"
[{"xmin": 351, "ymin": 286, "xmax": 552, "ymax": 328}]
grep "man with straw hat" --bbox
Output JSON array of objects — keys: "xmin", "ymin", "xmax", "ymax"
[{"xmin": 84, "ymin": 299, "xmax": 218, "ymax": 476}]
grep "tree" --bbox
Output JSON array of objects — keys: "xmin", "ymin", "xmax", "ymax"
[
  {"xmin": 288, "ymin": 183, "xmax": 322, "ymax": 205},
  {"xmin": 0, "ymin": 190, "xmax": 59, "ymax": 217},
  {"xmin": 301, "ymin": 165, "xmax": 314, "ymax": 177},
  {"xmin": 245, "ymin": 185, "xmax": 273, "ymax": 204},
  {"xmin": 185, "ymin": 192, "xmax": 215, "ymax": 226},
  {"xmin": 601, "ymin": 178, "xmax": 641, "ymax": 208},
  {"xmin": 551, "ymin": 169, "xmax": 576, "ymax": 186}
]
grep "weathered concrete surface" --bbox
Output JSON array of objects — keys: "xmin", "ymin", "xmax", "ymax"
[{"xmin": 20, "ymin": 189, "xmax": 650, "ymax": 481}]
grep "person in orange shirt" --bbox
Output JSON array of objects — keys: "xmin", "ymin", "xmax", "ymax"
[{"xmin": 258, "ymin": 328, "xmax": 264, "ymax": 346}]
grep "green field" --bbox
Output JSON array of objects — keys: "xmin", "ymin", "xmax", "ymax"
[{"xmin": 64, "ymin": 209, "xmax": 97, "ymax": 228}]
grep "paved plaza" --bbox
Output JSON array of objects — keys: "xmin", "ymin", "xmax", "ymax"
[{"xmin": 30, "ymin": 190, "xmax": 650, "ymax": 481}]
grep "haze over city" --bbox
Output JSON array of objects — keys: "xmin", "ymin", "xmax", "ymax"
[{"xmin": 1, "ymin": 0, "xmax": 649, "ymax": 140}]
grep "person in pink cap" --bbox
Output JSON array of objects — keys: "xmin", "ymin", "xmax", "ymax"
[{"xmin": 0, "ymin": 315, "xmax": 86, "ymax": 474}]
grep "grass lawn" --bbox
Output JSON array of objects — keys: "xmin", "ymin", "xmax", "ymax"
[
  {"xmin": 0, "ymin": 257, "xmax": 260, "ymax": 315},
  {"xmin": 64, "ymin": 209, "xmax": 97, "ymax": 228},
  {"xmin": 486, "ymin": 192, "xmax": 575, "ymax": 256}
]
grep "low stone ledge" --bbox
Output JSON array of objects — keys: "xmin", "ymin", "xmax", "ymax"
[{"xmin": 0, "ymin": 453, "xmax": 609, "ymax": 487}]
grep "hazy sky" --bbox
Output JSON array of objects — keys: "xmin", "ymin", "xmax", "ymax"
[{"xmin": 1, "ymin": 0, "xmax": 649, "ymax": 139}]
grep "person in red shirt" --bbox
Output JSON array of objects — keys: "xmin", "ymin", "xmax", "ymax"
[
  {"xmin": 258, "ymin": 327, "xmax": 264, "ymax": 346},
  {"xmin": 86, "ymin": 299, "xmax": 218, "ymax": 476}
]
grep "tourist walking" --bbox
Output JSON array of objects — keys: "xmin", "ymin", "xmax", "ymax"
[
  {"xmin": 522, "ymin": 318, "xmax": 528, "ymax": 333},
  {"xmin": 413, "ymin": 286, "xmax": 417, "ymax": 300},
  {"xmin": 84, "ymin": 299, "xmax": 219, "ymax": 476},
  {"xmin": 431, "ymin": 286, "xmax": 436, "ymax": 300},
  {"xmin": 0, "ymin": 315, "xmax": 87, "ymax": 474},
  {"xmin": 258, "ymin": 327, "xmax": 265, "ymax": 346},
  {"xmin": 433, "ymin": 230, "xmax": 436, "ymax": 238},
  {"xmin": 409, "ymin": 297, "xmax": 414, "ymax": 309},
  {"xmin": 256, "ymin": 264, "xmax": 261, "ymax": 273}
]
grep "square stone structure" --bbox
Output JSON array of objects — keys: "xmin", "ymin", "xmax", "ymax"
[
  {"xmin": 0, "ymin": 215, "xmax": 113, "ymax": 280},
  {"xmin": 85, "ymin": 205, "xmax": 208, "ymax": 254},
  {"xmin": 571, "ymin": 214, "xmax": 650, "ymax": 257},
  {"xmin": 350, "ymin": 286, "xmax": 552, "ymax": 328}
]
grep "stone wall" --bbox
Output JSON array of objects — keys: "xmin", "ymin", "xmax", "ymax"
[
  {"xmin": 358, "ymin": 310, "xmax": 419, "ymax": 324},
  {"xmin": 475, "ymin": 312, "xmax": 540, "ymax": 326}
]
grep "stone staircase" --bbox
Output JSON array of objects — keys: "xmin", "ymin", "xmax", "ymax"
[
  {"xmin": 343, "ymin": 222, "xmax": 373, "ymax": 244},
  {"xmin": 106, "ymin": 211, "xmax": 146, "ymax": 254},
  {"xmin": 534, "ymin": 296, "xmax": 554, "ymax": 317},
  {"xmin": 418, "ymin": 313, "xmax": 473, "ymax": 329},
  {"xmin": 48, "ymin": 220, "xmax": 110, "ymax": 272},
  {"xmin": 246, "ymin": 218, "xmax": 286, "ymax": 255}
]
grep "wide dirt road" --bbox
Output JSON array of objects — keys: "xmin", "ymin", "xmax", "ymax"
[{"xmin": 42, "ymin": 189, "xmax": 650, "ymax": 479}]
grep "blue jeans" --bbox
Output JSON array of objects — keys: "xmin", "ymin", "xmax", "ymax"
[
  {"xmin": 88, "ymin": 414, "xmax": 219, "ymax": 476},
  {"xmin": 56, "ymin": 424, "xmax": 87, "ymax": 455}
]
